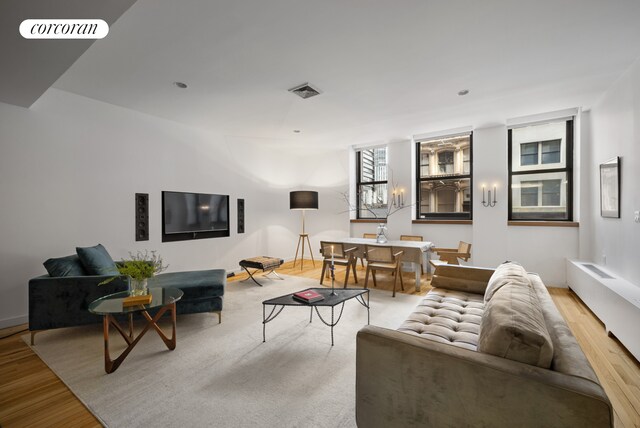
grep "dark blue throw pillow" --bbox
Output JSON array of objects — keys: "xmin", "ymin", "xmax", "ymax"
[
  {"xmin": 76, "ymin": 244, "xmax": 120, "ymax": 276},
  {"xmin": 43, "ymin": 254, "xmax": 88, "ymax": 277}
]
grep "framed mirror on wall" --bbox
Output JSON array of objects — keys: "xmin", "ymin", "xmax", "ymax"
[{"xmin": 600, "ymin": 156, "xmax": 620, "ymax": 218}]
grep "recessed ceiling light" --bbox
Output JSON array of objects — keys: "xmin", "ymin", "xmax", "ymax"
[
  {"xmin": 173, "ymin": 81, "xmax": 188, "ymax": 89},
  {"xmin": 293, "ymin": 130, "xmax": 301, "ymax": 133},
  {"xmin": 458, "ymin": 89, "xmax": 469, "ymax": 96}
]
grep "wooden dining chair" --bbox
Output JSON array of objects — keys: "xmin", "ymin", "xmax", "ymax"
[
  {"xmin": 364, "ymin": 245, "xmax": 404, "ymax": 297},
  {"xmin": 400, "ymin": 234, "xmax": 423, "ymax": 242},
  {"xmin": 400, "ymin": 235, "xmax": 424, "ymax": 274},
  {"xmin": 432, "ymin": 241, "xmax": 472, "ymax": 266},
  {"xmin": 319, "ymin": 241, "xmax": 358, "ymax": 287},
  {"xmin": 358, "ymin": 233, "xmax": 377, "ymax": 267}
]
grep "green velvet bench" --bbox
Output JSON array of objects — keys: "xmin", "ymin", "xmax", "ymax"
[{"xmin": 29, "ymin": 244, "xmax": 225, "ymax": 344}]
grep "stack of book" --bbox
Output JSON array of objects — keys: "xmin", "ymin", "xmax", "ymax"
[
  {"xmin": 292, "ymin": 289, "xmax": 324, "ymax": 303},
  {"xmin": 122, "ymin": 294, "xmax": 152, "ymax": 307}
]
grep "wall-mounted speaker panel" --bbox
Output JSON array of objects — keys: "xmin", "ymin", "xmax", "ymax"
[
  {"xmin": 135, "ymin": 193, "xmax": 149, "ymax": 241},
  {"xmin": 237, "ymin": 198, "xmax": 245, "ymax": 234}
]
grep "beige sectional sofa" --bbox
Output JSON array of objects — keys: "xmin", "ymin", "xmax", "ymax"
[{"xmin": 356, "ymin": 262, "xmax": 613, "ymax": 428}]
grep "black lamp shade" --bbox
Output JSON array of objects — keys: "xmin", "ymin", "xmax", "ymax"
[{"xmin": 290, "ymin": 191, "xmax": 318, "ymax": 210}]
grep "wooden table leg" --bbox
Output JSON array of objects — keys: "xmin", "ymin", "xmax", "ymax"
[
  {"xmin": 102, "ymin": 303, "xmax": 177, "ymax": 374},
  {"xmin": 140, "ymin": 303, "xmax": 177, "ymax": 350}
]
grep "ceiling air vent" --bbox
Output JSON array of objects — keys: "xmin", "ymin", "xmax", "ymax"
[{"xmin": 288, "ymin": 83, "xmax": 321, "ymax": 99}]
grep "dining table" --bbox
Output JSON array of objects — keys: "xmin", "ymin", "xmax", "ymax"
[{"xmin": 329, "ymin": 237, "xmax": 434, "ymax": 292}]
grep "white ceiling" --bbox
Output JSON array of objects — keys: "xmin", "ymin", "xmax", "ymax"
[{"xmin": 53, "ymin": 0, "xmax": 640, "ymax": 147}]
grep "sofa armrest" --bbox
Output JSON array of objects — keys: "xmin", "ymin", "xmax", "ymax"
[
  {"xmin": 356, "ymin": 325, "xmax": 613, "ymax": 428},
  {"xmin": 430, "ymin": 264, "xmax": 494, "ymax": 294},
  {"xmin": 29, "ymin": 275, "xmax": 130, "ymax": 331}
]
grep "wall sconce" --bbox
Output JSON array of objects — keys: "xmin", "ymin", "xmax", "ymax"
[
  {"xmin": 482, "ymin": 184, "xmax": 497, "ymax": 207},
  {"xmin": 391, "ymin": 189, "xmax": 405, "ymax": 207}
]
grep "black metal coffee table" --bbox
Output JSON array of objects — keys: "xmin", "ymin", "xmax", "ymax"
[{"xmin": 262, "ymin": 287, "xmax": 369, "ymax": 346}]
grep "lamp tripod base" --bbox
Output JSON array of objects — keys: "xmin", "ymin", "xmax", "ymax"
[{"xmin": 293, "ymin": 233, "xmax": 315, "ymax": 270}]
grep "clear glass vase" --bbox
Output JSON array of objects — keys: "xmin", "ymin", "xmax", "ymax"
[
  {"xmin": 376, "ymin": 223, "xmax": 388, "ymax": 243},
  {"xmin": 130, "ymin": 278, "xmax": 148, "ymax": 296}
]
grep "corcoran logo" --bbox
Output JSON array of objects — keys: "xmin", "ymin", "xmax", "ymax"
[{"xmin": 20, "ymin": 19, "xmax": 109, "ymax": 39}]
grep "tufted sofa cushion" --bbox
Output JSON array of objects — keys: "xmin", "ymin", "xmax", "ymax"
[{"xmin": 398, "ymin": 288, "xmax": 484, "ymax": 351}]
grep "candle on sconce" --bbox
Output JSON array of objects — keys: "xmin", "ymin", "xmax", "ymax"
[
  {"xmin": 481, "ymin": 183, "xmax": 498, "ymax": 207},
  {"xmin": 401, "ymin": 189, "xmax": 405, "ymax": 206}
]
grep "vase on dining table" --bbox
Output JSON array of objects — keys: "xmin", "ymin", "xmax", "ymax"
[{"xmin": 376, "ymin": 223, "xmax": 388, "ymax": 244}]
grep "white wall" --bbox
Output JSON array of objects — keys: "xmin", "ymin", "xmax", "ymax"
[
  {"xmin": 588, "ymin": 59, "xmax": 640, "ymax": 283},
  {"xmin": 471, "ymin": 126, "xmax": 509, "ymax": 267},
  {"xmin": 0, "ymin": 89, "xmax": 349, "ymax": 327}
]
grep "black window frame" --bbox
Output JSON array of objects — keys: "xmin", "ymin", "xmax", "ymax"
[
  {"xmin": 356, "ymin": 147, "xmax": 388, "ymax": 219},
  {"xmin": 415, "ymin": 132, "xmax": 473, "ymax": 220},
  {"xmin": 508, "ymin": 119, "xmax": 574, "ymax": 221}
]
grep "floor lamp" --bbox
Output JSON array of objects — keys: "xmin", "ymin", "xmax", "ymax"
[{"xmin": 290, "ymin": 191, "xmax": 318, "ymax": 270}]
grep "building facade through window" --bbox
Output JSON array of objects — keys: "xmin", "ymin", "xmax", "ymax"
[
  {"xmin": 356, "ymin": 146, "xmax": 388, "ymax": 219},
  {"xmin": 508, "ymin": 119, "xmax": 573, "ymax": 221},
  {"xmin": 416, "ymin": 133, "xmax": 472, "ymax": 220}
]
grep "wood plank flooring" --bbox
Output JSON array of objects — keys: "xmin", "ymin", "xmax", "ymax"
[
  {"xmin": 0, "ymin": 261, "xmax": 638, "ymax": 427},
  {"xmin": 549, "ymin": 288, "xmax": 640, "ymax": 427}
]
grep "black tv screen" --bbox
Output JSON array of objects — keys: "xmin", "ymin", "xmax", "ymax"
[{"xmin": 163, "ymin": 191, "xmax": 229, "ymax": 234}]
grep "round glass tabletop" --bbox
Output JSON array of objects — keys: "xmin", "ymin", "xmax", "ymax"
[{"xmin": 88, "ymin": 287, "xmax": 183, "ymax": 315}]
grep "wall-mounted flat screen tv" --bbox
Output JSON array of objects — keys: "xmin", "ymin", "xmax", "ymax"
[{"xmin": 163, "ymin": 191, "xmax": 229, "ymax": 234}]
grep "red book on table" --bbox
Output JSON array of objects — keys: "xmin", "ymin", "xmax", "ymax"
[{"xmin": 292, "ymin": 289, "xmax": 324, "ymax": 303}]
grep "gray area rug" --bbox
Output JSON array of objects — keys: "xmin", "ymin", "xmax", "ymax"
[{"xmin": 25, "ymin": 275, "xmax": 422, "ymax": 427}]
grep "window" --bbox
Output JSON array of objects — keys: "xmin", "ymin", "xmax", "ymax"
[
  {"xmin": 508, "ymin": 119, "xmax": 573, "ymax": 221},
  {"xmin": 542, "ymin": 179, "xmax": 561, "ymax": 205},
  {"xmin": 356, "ymin": 147, "xmax": 388, "ymax": 219},
  {"xmin": 438, "ymin": 151, "xmax": 454, "ymax": 174},
  {"xmin": 542, "ymin": 140, "xmax": 561, "ymax": 164},
  {"xmin": 463, "ymin": 148, "xmax": 470, "ymax": 174},
  {"xmin": 416, "ymin": 133, "xmax": 472, "ymax": 219},
  {"xmin": 520, "ymin": 140, "xmax": 561, "ymax": 166},
  {"xmin": 520, "ymin": 181, "xmax": 539, "ymax": 206},
  {"xmin": 520, "ymin": 143, "xmax": 538, "ymax": 165},
  {"xmin": 420, "ymin": 152, "xmax": 429, "ymax": 177},
  {"xmin": 520, "ymin": 179, "xmax": 562, "ymax": 207}
]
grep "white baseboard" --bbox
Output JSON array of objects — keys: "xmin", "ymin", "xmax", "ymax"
[{"xmin": 0, "ymin": 314, "xmax": 28, "ymax": 330}]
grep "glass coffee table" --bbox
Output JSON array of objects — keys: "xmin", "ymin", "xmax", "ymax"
[
  {"xmin": 262, "ymin": 288, "xmax": 370, "ymax": 346},
  {"xmin": 88, "ymin": 287, "xmax": 183, "ymax": 373}
]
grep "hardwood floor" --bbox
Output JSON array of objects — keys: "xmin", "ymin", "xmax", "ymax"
[
  {"xmin": 0, "ymin": 324, "xmax": 101, "ymax": 427},
  {"xmin": 1, "ymin": 261, "xmax": 638, "ymax": 427},
  {"xmin": 549, "ymin": 288, "xmax": 640, "ymax": 428}
]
